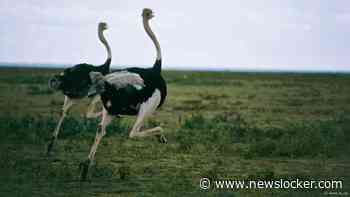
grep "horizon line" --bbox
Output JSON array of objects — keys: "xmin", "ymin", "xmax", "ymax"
[{"xmin": 0, "ymin": 62, "xmax": 349, "ymax": 74}]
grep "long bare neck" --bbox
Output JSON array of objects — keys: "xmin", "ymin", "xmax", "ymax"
[
  {"xmin": 98, "ymin": 29, "xmax": 111, "ymax": 62},
  {"xmin": 143, "ymin": 18, "xmax": 161, "ymax": 61}
]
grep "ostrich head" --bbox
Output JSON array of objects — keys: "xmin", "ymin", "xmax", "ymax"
[
  {"xmin": 98, "ymin": 22, "xmax": 108, "ymax": 32},
  {"xmin": 142, "ymin": 8, "xmax": 154, "ymax": 20}
]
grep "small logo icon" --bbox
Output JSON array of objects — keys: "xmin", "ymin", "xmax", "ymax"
[{"xmin": 200, "ymin": 178, "xmax": 211, "ymax": 190}]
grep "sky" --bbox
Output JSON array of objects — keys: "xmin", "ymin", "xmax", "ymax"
[{"xmin": 0, "ymin": 0, "xmax": 350, "ymax": 71}]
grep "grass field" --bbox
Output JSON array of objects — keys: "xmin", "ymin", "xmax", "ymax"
[{"xmin": 0, "ymin": 67, "xmax": 349, "ymax": 196}]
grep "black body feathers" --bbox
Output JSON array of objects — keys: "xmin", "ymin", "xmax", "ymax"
[
  {"xmin": 54, "ymin": 59, "xmax": 111, "ymax": 99},
  {"xmin": 153, "ymin": 59, "xmax": 162, "ymax": 74},
  {"xmin": 100, "ymin": 62, "xmax": 167, "ymax": 116}
]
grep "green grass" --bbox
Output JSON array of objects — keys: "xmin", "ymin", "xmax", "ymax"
[
  {"xmin": 0, "ymin": 67, "xmax": 349, "ymax": 196},
  {"xmin": 175, "ymin": 112, "xmax": 350, "ymax": 158}
]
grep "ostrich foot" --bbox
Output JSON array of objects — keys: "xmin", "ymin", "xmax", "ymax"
[
  {"xmin": 46, "ymin": 136, "xmax": 56, "ymax": 157},
  {"xmin": 157, "ymin": 134, "xmax": 167, "ymax": 144},
  {"xmin": 79, "ymin": 159, "xmax": 91, "ymax": 181}
]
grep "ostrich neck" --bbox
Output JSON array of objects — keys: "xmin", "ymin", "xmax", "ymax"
[
  {"xmin": 98, "ymin": 30, "xmax": 111, "ymax": 60},
  {"xmin": 143, "ymin": 18, "xmax": 161, "ymax": 61}
]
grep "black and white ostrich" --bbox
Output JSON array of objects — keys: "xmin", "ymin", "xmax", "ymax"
[
  {"xmin": 47, "ymin": 22, "xmax": 111, "ymax": 155},
  {"xmin": 79, "ymin": 8, "xmax": 167, "ymax": 180}
]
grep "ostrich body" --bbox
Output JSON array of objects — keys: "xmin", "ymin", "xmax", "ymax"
[
  {"xmin": 47, "ymin": 22, "xmax": 112, "ymax": 155},
  {"xmin": 79, "ymin": 8, "xmax": 167, "ymax": 180}
]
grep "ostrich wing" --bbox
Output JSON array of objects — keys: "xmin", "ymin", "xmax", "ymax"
[
  {"xmin": 105, "ymin": 71, "xmax": 145, "ymax": 89},
  {"xmin": 88, "ymin": 71, "xmax": 145, "ymax": 97}
]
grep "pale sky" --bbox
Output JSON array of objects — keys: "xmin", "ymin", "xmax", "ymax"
[{"xmin": 1, "ymin": 0, "xmax": 350, "ymax": 71}]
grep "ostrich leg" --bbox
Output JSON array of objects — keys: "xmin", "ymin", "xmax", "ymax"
[
  {"xmin": 47, "ymin": 96, "xmax": 74, "ymax": 156},
  {"xmin": 80, "ymin": 109, "xmax": 112, "ymax": 181},
  {"xmin": 85, "ymin": 95, "xmax": 102, "ymax": 118}
]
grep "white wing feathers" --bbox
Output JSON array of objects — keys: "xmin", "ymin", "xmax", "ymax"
[{"xmin": 105, "ymin": 71, "xmax": 145, "ymax": 90}]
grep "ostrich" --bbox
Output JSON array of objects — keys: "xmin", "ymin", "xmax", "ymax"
[
  {"xmin": 47, "ymin": 22, "xmax": 112, "ymax": 155},
  {"xmin": 79, "ymin": 8, "xmax": 167, "ymax": 180}
]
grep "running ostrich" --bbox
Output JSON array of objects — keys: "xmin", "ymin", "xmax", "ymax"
[
  {"xmin": 47, "ymin": 22, "xmax": 112, "ymax": 155},
  {"xmin": 79, "ymin": 8, "xmax": 167, "ymax": 180}
]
